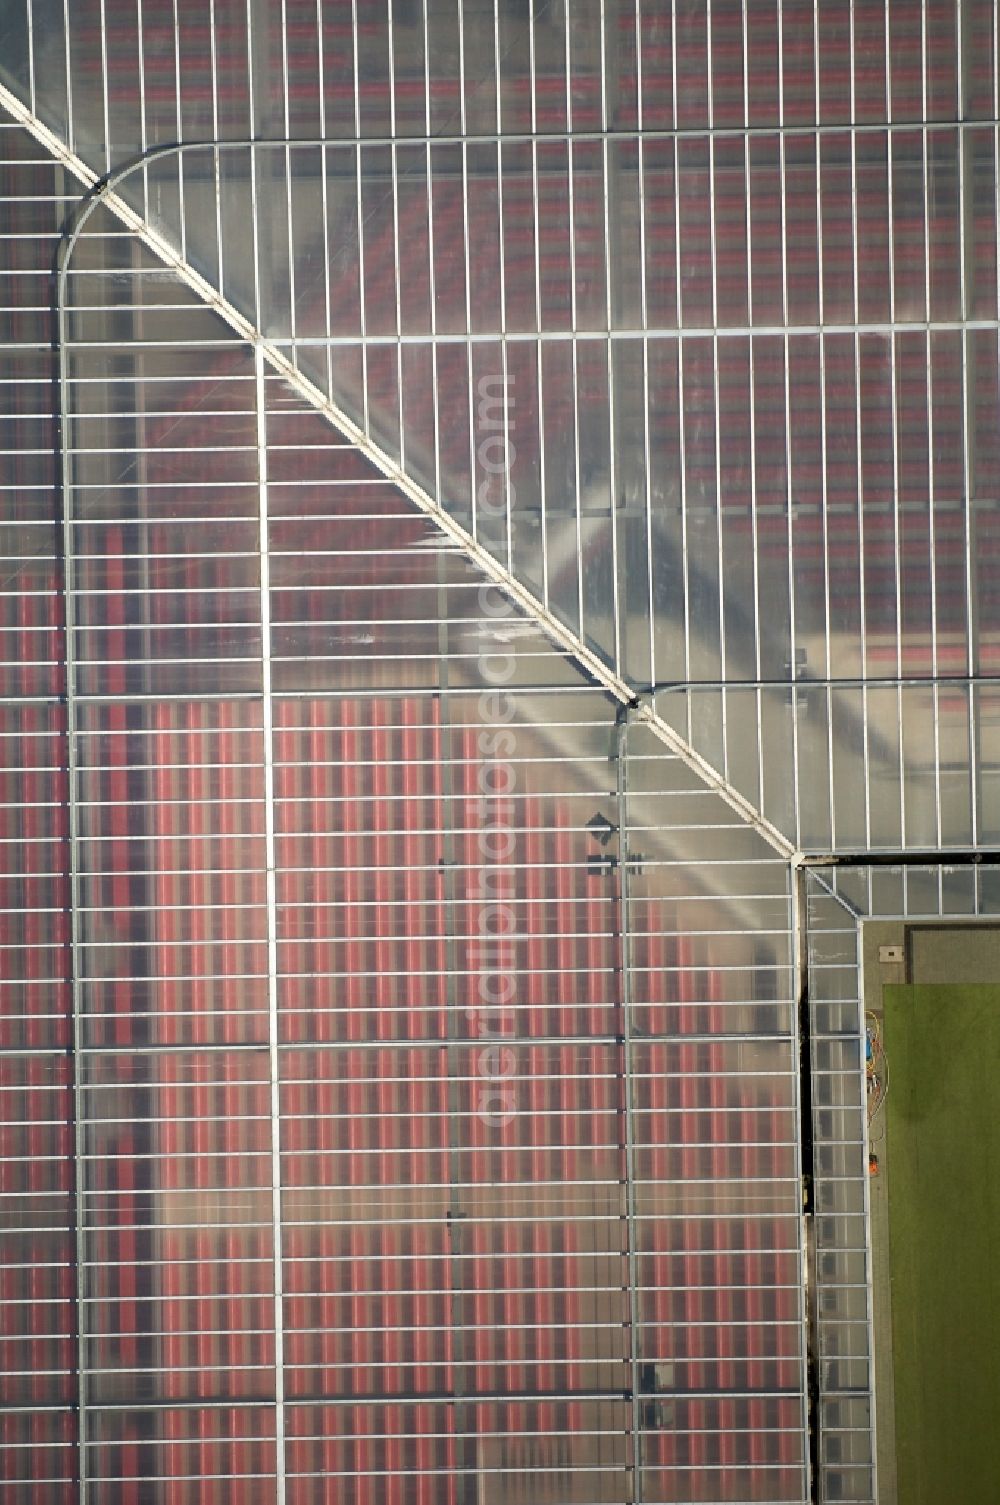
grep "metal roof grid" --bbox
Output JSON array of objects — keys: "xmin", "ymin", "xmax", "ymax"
[{"xmin": 1, "ymin": 5, "xmax": 999, "ymax": 1502}]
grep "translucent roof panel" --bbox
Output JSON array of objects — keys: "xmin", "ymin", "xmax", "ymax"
[
  {"xmin": 2, "ymin": 6, "xmax": 999, "ymax": 1503},
  {"xmin": 2, "ymin": 1, "xmax": 996, "ymax": 853}
]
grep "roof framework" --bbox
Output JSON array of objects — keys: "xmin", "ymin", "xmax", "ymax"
[{"xmin": 1, "ymin": 4, "xmax": 998, "ymax": 1503}]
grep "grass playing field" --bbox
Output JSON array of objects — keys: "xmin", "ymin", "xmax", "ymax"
[{"xmin": 883, "ymin": 983, "xmax": 1000, "ymax": 1505}]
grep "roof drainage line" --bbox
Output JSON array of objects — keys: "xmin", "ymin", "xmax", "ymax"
[
  {"xmin": 254, "ymin": 344, "xmax": 287, "ymax": 1505},
  {"xmin": 613, "ymin": 696, "xmax": 647, "ymax": 1501},
  {"xmin": 41, "ymin": 120, "xmax": 800, "ymax": 869},
  {"xmin": 51, "ymin": 111, "xmax": 100, "ymax": 1505}
]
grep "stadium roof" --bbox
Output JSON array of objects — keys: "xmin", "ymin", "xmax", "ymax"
[{"xmin": 0, "ymin": 4, "xmax": 998, "ymax": 1502}]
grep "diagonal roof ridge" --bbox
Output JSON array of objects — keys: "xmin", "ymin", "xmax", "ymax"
[{"xmin": 0, "ymin": 78, "xmax": 796, "ymax": 862}]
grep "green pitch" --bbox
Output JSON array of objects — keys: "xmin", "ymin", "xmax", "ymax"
[{"xmin": 883, "ymin": 984, "xmax": 1000, "ymax": 1505}]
